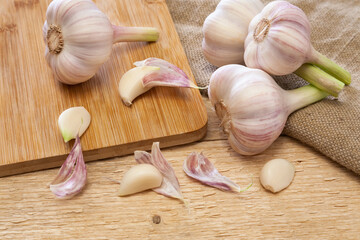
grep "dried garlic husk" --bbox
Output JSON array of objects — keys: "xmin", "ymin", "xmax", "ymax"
[
  {"xmin": 135, "ymin": 142, "xmax": 185, "ymax": 202},
  {"xmin": 118, "ymin": 58, "xmax": 201, "ymax": 106},
  {"xmin": 183, "ymin": 152, "xmax": 252, "ymax": 192},
  {"xmin": 50, "ymin": 135, "xmax": 87, "ymax": 199}
]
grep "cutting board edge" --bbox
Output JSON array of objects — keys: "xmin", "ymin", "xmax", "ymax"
[{"xmin": 0, "ymin": 120, "xmax": 208, "ymax": 177}]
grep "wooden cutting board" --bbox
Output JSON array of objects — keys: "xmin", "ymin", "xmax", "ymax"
[{"xmin": 0, "ymin": 0, "xmax": 207, "ymax": 177}]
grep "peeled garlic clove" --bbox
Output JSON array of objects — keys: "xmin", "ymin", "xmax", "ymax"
[
  {"xmin": 50, "ymin": 135, "xmax": 87, "ymax": 199},
  {"xmin": 118, "ymin": 66, "xmax": 160, "ymax": 106},
  {"xmin": 58, "ymin": 107, "xmax": 91, "ymax": 142},
  {"xmin": 260, "ymin": 159, "xmax": 295, "ymax": 193},
  {"xmin": 202, "ymin": 0, "xmax": 264, "ymax": 67},
  {"xmin": 118, "ymin": 164, "xmax": 163, "ymax": 197},
  {"xmin": 119, "ymin": 58, "xmax": 199, "ymax": 106}
]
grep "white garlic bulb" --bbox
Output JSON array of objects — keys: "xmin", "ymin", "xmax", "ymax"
[
  {"xmin": 43, "ymin": 0, "xmax": 159, "ymax": 85},
  {"xmin": 202, "ymin": 0, "xmax": 264, "ymax": 67},
  {"xmin": 244, "ymin": 1, "xmax": 350, "ymax": 85},
  {"xmin": 208, "ymin": 64, "xmax": 328, "ymax": 155}
]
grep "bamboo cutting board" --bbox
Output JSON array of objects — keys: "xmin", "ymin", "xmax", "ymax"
[{"xmin": 0, "ymin": 0, "xmax": 207, "ymax": 177}]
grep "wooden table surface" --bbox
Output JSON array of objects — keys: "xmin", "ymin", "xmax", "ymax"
[{"xmin": 1, "ymin": 96, "xmax": 360, "ymax": 239}]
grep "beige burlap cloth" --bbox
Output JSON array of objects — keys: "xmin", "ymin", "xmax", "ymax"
[{"xmin": 165, "ymin": 0, "xmax": 360, "ymax": 175}]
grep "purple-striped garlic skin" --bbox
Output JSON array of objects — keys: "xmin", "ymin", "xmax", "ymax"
[
  {"xmin": 244, "ymin": 1, "xmax": 312, "ymax": 76},
  {"xmin": 202, "ymin": 0, "xmax": 264, "ymax": 67},
  {"xmin": 135, "ymin": 142, "xmax": 185, "ymax": 202},
  {"xmin": 50, "ymin": 135, "xmax": 87, "ymax": 199},
  {"xmin": 183, "ymin": 152, "xmax": 241, "ymax": 192},
  {"xmin": 208, "ymin": 65, "xmax": 289, "ymax": 155}
]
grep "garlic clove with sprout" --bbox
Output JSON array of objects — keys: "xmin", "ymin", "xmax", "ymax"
[
  {"xmin": 118, "ymin": 164, "xmax": 163, "ymax": 197},
  {"xmin": 208, "ymin": 64, "xmax": 328, "ymax": 155},
  {"xmin": 244, "ymin": 1, "xmax": 351, "ymax": 95},
  {"xmin": 119, "ymin": 58, "xmax": 200, "ymax": 106},
  {"xmin": 58, "ymin": 106, "xmax": 91, "ymax": 143},
  {"xmin": 43, "ymin": 0, "xmax": 159, "ymax": 85},
  {"xmin": 202, "ymin": 0, "xmax": 264, "ymax": 67}
]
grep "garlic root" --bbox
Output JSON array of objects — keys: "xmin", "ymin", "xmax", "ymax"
[
  {"xmin": 118, "ymin": 164, "xmax": 163, "ymax": 197},
  {"xmin": 260, "ymin": 159, "xmax": 295, "ymax": 193}
]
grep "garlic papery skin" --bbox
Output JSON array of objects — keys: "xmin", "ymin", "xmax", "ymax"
[
  {"xmin": 43, "ymin": 0, "xmax": 159, "ymax": 85},
  {"xmin": 118, "ymin": 164, "xmax": 163, "ymax": 197},
  {"xmin": 202, "ymin": 0, "xmax": 264, "ymax": 67},
  {"xmin": 244, "ymin": 1, "xmax": 351, "ymax": 89},
  {"xmin": 208, "ymin": 64, "xmax": 328, "ymax": 155}
]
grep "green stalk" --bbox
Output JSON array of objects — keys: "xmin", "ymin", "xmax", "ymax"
[
  {"xmin": 294, "ymin": 64, "xmax": 344, "ymax": 97},
  {"xmin": 285, "ymin": 84, "xmax": 329, "ymax": 114},
  {"xmin": 309, "ymin": 48, "xmax": 351, "ymax": 85},
  {"xmin": 112, "ymin": 25, "xmax": 159, "ymax": 43}
]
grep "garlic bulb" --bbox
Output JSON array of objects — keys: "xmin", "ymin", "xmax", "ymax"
[
  {"xmin": 43, "ymin": 0, "xmax": 159, "ymax": 85},
  {"xmin": 244, "ymin": 1, "xmax": 351, "ymax": 92},
  {"xmin": 202, "ymin": 0, "xmax": 264, "ymax": 67},
  {"xmin": 208, "ymin": 64, "xmax": 328, "ymax": 155}
]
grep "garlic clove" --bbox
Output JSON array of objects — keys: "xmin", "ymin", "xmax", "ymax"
[
  {"xmin": 50, "ymin": 135, "xmax": 87, "ymax": 199},
  {"xmin": 260, "ymin": 159, "xmax": 295, "ymax": 193},
  {"xmin": 58, "ymin": 106, "xmax": 91, "ymax": 143},
  {"xmin": 135, "ymin": 142, "xmax": 185, "ymax": 202},
  {"xmin": 118, "ymin": 164, "xmax": 163, "ymax": 197},
  {"xmin": 118, "ymin": 66, "xmax": 160, "ymax": 106},
  {"xmin": 119, "ymin": 58, "xmax": 200, "ymax": 106}
]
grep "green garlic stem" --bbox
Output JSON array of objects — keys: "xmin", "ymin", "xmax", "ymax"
[
  {"xmin": 294, "ymin": 63, "xmax": 344, "ymax": 97},
  {"xmin": 285, "ymin": 84, "xmax": 328, "ymax": 114},
  {"xmin": 309, "ymin": 48, "xmax": 351, "ymax": 85},
  {"xmin": 112, "ymin": 25, "xmax": 159, "ymax": 43}
]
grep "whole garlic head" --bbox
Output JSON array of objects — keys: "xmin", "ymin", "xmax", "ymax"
[
  {"xmin": 208, "ymin": 64, "xmax": 328, "ymax": 155},
  {"xmin": 244, "ymin": 1, "xmax": 312, "ymax": 75},
  {"xmin": 208, "ymin": 65, "xmax": 288, "ymax": 155},
  {"xmin": 202, "ymin": 0, "xmax": 264, "ymax": 67},
  {"xmin": 43, "ymin": 0, "xmax": 114, "ymax": 84}
]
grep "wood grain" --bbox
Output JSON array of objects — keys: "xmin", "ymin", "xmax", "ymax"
[
  {"xmin": 0, "ymin": 96, "xmax": 359, "ymax": 239},
  {"xmin": 0, "ymin": 0, "xmax": 207, "ymax": 177}
]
